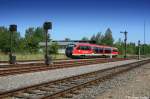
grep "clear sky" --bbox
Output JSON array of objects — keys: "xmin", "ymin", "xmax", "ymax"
[{"xmin": 0, "ymin": 0, "xmax": 150, "ymax": 44}]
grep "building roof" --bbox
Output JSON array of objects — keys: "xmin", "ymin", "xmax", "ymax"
[
  {"xmin": 39, "ymin": 41, "xmax": 76, "ymax": 46},
  {"xmin": 39, "ymin": 40, "xmax": 93, "ymax": 46}
]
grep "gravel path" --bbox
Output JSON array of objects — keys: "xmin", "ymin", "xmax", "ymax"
[{"xmin": 69, "ymin": 62, "xmax": 150, "ymax": 99}]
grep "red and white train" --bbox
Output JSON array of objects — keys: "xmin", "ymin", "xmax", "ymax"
[{"xmin": 65, "ymin": 43, "xmax": 118, "ymax": 58}]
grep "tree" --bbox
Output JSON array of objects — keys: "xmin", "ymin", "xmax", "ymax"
[
  {"xmin": 81, "ymin": 37, "xmax": 89, "ymax": 41},
  {"xmin": 0, "ymin": 26, "xmax": 21, "ymax": 53},
  {"xmin": 114, "ymin": 38, "xmax": 124, "ymax": 54},
  {"xmin": 49, "ymin": 42, "xmax": 59, "ymax": 58},
  {"xmin": 16, "ymin": 38, "xmax": 28, "ymax": 53},
  {"xmin": 127, "ymin": 42, "xmax": 137, "ymax": 54},
  {"xmin": 101, "ymin": 28, "xmax": 114, "ymax": 46},
  {"xmin": 90, "ymin": 34, "xmax": 96, "ymax": 43},
  {"xmin": 25, "ymin": 27, "xmax": 46, "ymax": 53},
  {"xmin": 95, "ymin": 32, "xmax": 102, "ymax": 44},
  {"xmin": 65, "ymin": 38, "xmax": 71, "ymax": 41},
  {"xmin": 0, "ymin": 27, "xmax": 10, "ymax": 53}
]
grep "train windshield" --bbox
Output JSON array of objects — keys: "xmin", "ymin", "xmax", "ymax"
[{"xmin": 66, "ymin": 44, "xmax": 76, "ymax": 50}]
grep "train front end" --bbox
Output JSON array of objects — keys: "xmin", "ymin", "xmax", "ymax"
[{"xmin": 65, "ymin": 44, "xmax": 76, "ymax": 58}]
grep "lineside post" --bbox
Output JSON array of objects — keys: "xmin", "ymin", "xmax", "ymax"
[
  {"xmin": 9, "ymin": 24, "xmax": 17, "ymax": 64},
  {"xmin": 43, "ymin": 21, "xmax": 52, "ymax": 65},
  {"xmin": 138, "ymin": 40, "xmax": 141, "ymax": 60},
  {"xmin": 120, "ymin": 31, "xmax": 128, "ymax": 59}
]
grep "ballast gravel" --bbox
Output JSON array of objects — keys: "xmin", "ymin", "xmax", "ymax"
[
  {"xmin": 69, "ymin": 62, "xmax": 150, "ymax": 99},
  {"xmin": 0, "ymin": 59, "xmax": 138, "ymax": 92}
]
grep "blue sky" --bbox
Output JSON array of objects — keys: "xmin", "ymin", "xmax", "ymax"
[{"xmin": 0, "ymin": 0, "xmax": 150, "ymax": 44}]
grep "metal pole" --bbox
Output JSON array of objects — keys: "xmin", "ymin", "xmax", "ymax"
[
  {"xmin": 143, "ymin": 21, "xmax": 145, "ymax": 55},
  {"xmin": 138, "ymin": 40, "xmax": 140, "ymax": 60},
  {"xmin": 9, "ymin": 24, "xmax": 17, "ymax": 64},
  {"xmin": 120, "ymin": 31, "xmax": 128, "ymax": 59},
  {"xmin": 10, "ymin": 30, "xmax": 12, "ymax": 57},
  {"xmin": 43, "ymin": 22, "xmax": 52, "ymax": 65},
  {"xmin": 45, "ymin": 29, "xmax": 48, "ymax": 64},
  {"xmin": 124, "ymin": 31, "xmax": 127, "ymax": 59}
]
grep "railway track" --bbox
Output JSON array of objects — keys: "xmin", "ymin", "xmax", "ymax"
[
  {"xmin": 0, "ymin": 55, "xmax": 141, "ymax": 64},
  {"xmin": 0, "ymin": 59, "xmax": 149, "ymax": 99},
  {"xmin": 0, "ymin": 58, "xmax": 125, "ymax": 76},
  {"xmin": 0, "ymin": 58, "xmax": 71, "ymax": 64},
  {"xmin": 0, "ymin": 58, "xmax": 123, "ymax": 66}
]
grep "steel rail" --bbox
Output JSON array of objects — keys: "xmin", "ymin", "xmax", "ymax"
[
  {"xmin": 0, "ymin": 58, "xmax": 125, "ymax": 77},
  {"xmin": 0, "ymin": 59, "xmax": 149, "ymax": 99}
]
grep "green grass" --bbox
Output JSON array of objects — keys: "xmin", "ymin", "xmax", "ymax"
[
  {"xmin": 118, "ymin": 54, "xmax": 150, "ymax": 59},
  {"xmin": 0, "ymin": 53, "xmax": 149, "ymax": 61},
  {"xmin": 0, "ymin": 53, "xmax": 67, "ymax": 61},
  {"xmin": 0, "ymin": 54, "xmax": 8, "ymax": 61}
]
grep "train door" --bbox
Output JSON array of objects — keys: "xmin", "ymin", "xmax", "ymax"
[
  {"xmin": 92, "ymin": 47, "xmax": 103, "ymax": 57},
  {"xmin": 104, "ymin": 48, "xmax": 112, "ymax": 57}
]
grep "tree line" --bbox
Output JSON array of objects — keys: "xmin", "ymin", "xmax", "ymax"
[
  {"xmin": 0, "ymin": 26, "xmax": 55, "ymax": 54},
  {"xmin": 81, "ymin": 28, "xmax": 150, "ymax": 55},
  {"xmin": 0, "ymin": 26, "xmax": 150, "ymax": 55}
]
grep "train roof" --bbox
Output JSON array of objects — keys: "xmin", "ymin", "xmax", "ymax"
[{"xmin": 74, "ymin": 43, "xmax": 118, "ymax": 49}]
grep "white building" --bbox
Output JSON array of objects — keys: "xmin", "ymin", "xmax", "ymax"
[{"xmin": 39, "ymin": 40, "xmax": 91, "ymax": 54}]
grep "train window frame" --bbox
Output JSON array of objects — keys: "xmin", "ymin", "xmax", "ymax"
[{"xmin": 77, "ymin": 46, "xmax": 91, "ymax": 50}]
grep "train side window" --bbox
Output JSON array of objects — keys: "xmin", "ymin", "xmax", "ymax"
[
  {"xmin": 66, "ymin": 44, "xmax": 76, "ymax": 50},
  {"xmin": 93, "ymin": 47, "xmax": 103, "ymax": 53},
  {"xmin": 77, "ymin": 46, "xmax": 84, "ymax": 50},
  {"xmin": 77, "ymin": 46, "xmax": 91, "ymax": 50},
  {"xmin": 86, "ymin": 46, "xmax": 91, "ymax": 50},
  {"xmin": 66, "ymin": 47, "xmax": 73, "ymax": 50},
  {"xmin": 83, "ymin": 46, "xmax": 91, "ymax": 50},
  {"xmin": 77, "ymin": 46, "xmax": 80, "ymax": 50},
  {"xmin": 105, "ymin": 48, "xmax": 111, "ymax": 53}
]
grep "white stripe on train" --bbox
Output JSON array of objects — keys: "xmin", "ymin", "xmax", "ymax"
[{"xmin": 72, "ymin": 53, "xmax": 117, "ymax": 56}]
